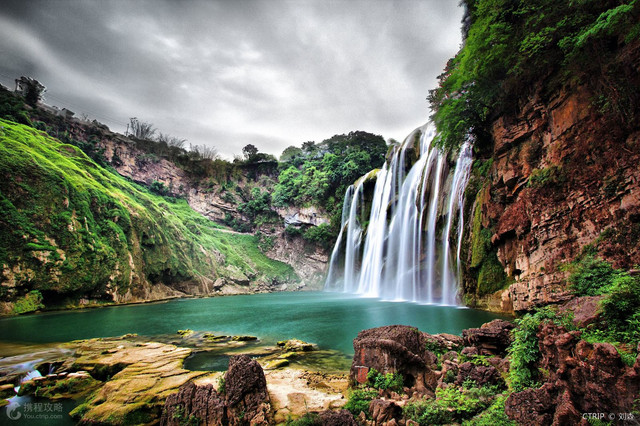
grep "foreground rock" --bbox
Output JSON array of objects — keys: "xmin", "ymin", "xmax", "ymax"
[
  {"xmin": 265, "ymin": 369, "xmax": 347, "ymax": 423},
  {"xmin": 462, "ymin": 319, "xmax": 515, "ymax": 355},
  {"xmin": 350, "ymin": 325, "xmax": 462, "ymax": 393},
  {"xmin": 350, "ymin": 319, "xmax": 640, "ymax": 426},
  {"xmin": 505, "ymin": 323, "xmax": 640, "ymax": 425},
  {"xmin": 162, "ymin": 355, "xmax": 271, "ymax": 425},
  {"xmin": 70, "ymin": 339, "xmax": 209, "ymax": 424}
]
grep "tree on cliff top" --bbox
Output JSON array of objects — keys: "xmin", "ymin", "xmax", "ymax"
[{"xmin": 128, "ymin": 117, "xmax": 156, "ymax": 140}]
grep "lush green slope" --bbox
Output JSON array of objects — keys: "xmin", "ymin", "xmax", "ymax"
[{"xmin": 0, "ymin": 119, "xmax": 295, "ymax": 313}]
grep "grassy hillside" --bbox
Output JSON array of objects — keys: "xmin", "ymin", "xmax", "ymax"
[{"xmin": 0, "ymin": 119, "xmax": 295, "ymax": 313}]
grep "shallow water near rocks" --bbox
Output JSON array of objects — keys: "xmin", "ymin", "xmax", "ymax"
[{"xmin": 0, "ymin": 292, "xmax": 506, "ymax": 355}]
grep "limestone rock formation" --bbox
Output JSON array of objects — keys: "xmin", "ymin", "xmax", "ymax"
[
  {"xmin": 369, "ymin": 399, "xmax": 403, "ymax": 425},
  {"xmin": 505, "ymin": 323, "xmax": 640, "ymax": 424},
  {"xmin": 350, "ymin": 325, "xmax": 461, "ymax": 393},
  {"xmin": 161, "ymin": 355, "xmax": 271, "ymax": 426},
  {"xmin": 462, "ymin": 319, "xmax": 515, "ymax": 355}
]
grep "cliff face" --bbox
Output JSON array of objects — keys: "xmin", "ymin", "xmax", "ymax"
[
  {"xmin": 97, "ymin": 136, "xmax": 330, "ymax": 286},
  {"xmin": 466, "ymin": 42, "xmax": 640, "ymax": 312}
]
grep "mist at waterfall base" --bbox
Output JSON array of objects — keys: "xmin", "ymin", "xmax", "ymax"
[{"xmin": 325, "ymin": 123, "xmax": 474, "ymax": 305}]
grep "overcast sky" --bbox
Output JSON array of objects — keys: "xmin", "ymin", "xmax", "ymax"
[{"xmin": 0, "ymin": 0, "xmax": 464, "ymax": 159}]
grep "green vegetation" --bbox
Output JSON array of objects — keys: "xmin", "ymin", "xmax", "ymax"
[
  {"xmin": 302, "ymin": 223, "xmax": 333, "ymax": 249},
  {"xmin": 563, "ymin": 251, "xmax": 640, "ymax": 343},
  {"xmin": 366, "ymin": 368, "xmax": 403, "ymax": 393},
  {"xmin": 217, "ymin": 374, "xmax": 226, "ymax": 395},
  {"xmin": 285, "ymin": 413, "xmax": 320, "ymax": 426},
  {"xmin": 11, "ymin": 290, "xmax": 44, "ymax": 314},
  {"xmin": 344, "ymin": 388, "xmax": 377, "ymax": 417},
  {"xmin": 462, "ymin": 395, "xmax": 516, "ymax": 426},
  {"xmin": 507, "ymin": 310, "xmax": 552, "ymax": 391},
  {"xmin": 0, "ymin": 119, "xmax": 295, "ymax": 309},
  {"xmin": 469, "ymin": 190, "xmax": 507, "ymax": 296},
  {"xmin": 600, "ymin": 274, "xmax": 640, "ymax": 342},
  {"xmin": 403, "ymin": 384, "xmax": 501, "ymax": 425},
  {"xmin": 429, "ymin": 0, "xmax": 640, "ymax": 151},
  {"xmin": 527, "ymin": 165, "xmax": 565, "ymax": 189},
  {"xmin": 567, "ymin": 254, "xmax": 620, "ymax": 296},
  {"xmin": 273, "ymin": 131, "xmax": 387, "ymax": 234}
]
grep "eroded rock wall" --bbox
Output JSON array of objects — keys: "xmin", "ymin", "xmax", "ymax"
[{"xmin": 466, "ymin": 42, "xmax": 640, "ymax": 312}]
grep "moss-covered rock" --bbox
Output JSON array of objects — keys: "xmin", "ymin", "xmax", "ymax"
[{"xmin": 0, "ymin": 119, "xmax": 297, "ymax": 313}]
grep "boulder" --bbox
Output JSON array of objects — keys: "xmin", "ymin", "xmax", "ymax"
[
  {"xmin": 276, "ymin": 339, "xmax": 315, "ymax": 352},
  {"xmin": 161, "ymin": 382, "xmax": 227, "ymax": 425},
  {"xmin": 506, "ymin": 323, "xmax": 640, "ymax": 424},
  {"xmin": 225, "ymin": 355, "xmax": 271, "ymax": 425},
  {"xmin": 462, "ymin": 319, "xmax": 515, "ymax": 355},
  {"xmin": 557, "ymin": 295, "xmax": 604, "ymax": 327},
  {"xmin": 350, "ymin": 325, "xmax": 437, "ymax": 393},
  {"xmin": 369, "ymin": 399, "xmax": 402, "ymax": 425},
  {"xmin": 455, "ymin": 362, "xmax": 502, "ymax": 387},
  {"xmin": 317, "ymin": 409, "xmax": 359, "ymax": 426},
  {"xmin": 161, "ymin": 355, "xmax": 270, "ymax": 426}
]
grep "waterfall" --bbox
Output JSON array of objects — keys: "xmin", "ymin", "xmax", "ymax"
[{"xmin": 325, "ymin": 123, "xmax": 474, "ymax": 305}]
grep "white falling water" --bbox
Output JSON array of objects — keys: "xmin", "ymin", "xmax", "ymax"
[{"xmin": 325, "ymin": 123, "xmax": 474, "ymax": 305}]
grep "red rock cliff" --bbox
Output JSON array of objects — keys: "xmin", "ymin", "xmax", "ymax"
[{"xmin": 466, "ymin": 42, "xmax": 640, "ymax": 312}]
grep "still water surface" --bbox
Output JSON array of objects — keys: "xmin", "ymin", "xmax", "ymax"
[{"xmin": 0, "ymin": 292, "xmax": 506, "ymax": 354}]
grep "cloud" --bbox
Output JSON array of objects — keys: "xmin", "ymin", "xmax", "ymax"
[{"xmin": 0, "ymin": 0, "xmax": 463, "ymax": 158}]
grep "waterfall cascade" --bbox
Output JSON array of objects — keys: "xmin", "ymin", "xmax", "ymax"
[{"xmin": 325, "ymin": 123, "xmax": 473, "ymax": 305}]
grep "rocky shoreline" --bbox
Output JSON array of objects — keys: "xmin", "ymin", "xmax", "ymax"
[{"xmin": 1, "ymin": 301, "xmax": 638, "ymax": 425}]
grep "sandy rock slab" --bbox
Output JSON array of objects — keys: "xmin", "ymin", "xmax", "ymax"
[
  {"xmin": 266, "ymin": 369, "xmax": 348, "ymax": 424},
  {"xmin": 67, "ymin": 338, "xmax": 211, "ymax": 424}
]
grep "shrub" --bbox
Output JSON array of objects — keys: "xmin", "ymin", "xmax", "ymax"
[
  {"xmin": 600, "ymin": 274, "xmax": 640, "ymax": 342},
  {"xmin": 344, "ymin": 388, "xmax": 377, "ymax": 417},
  {"xmin": 462, "ymin": 395, "xmax": 516, "ymax": 426},
  {"xmin": 508, "ymin": 309, "xmax": 559, "ymax": 392},
  {"xmin": 527, "ymin": 165, "xmax": 565, "ymax": 188},
  {"xmin": 285, "ymin": 413, "xmax": 321, "ymax": 426},
  {"xmin": 367, "ymin": 368, "xmax": 403, "ymax": 393},
  {"xmin": 150, "ymin": 180, "xmax": 169, "ymax": 196},
  {"xmin": 217, "ymin": 374, "xmax": 226, "ymax": 395},
  {"xmin": 403, "ymin": 386, "xmax": 491, "ymax": 425},
  {"xmin": 12, "ymin": 290, "xmax": 44, "ymax": 314},
  {"xmin": 302, "ymin": 223, "xmax": 333, "ymax": 249},
  {"xmin": 567, "ymin": 255, "xmax": 619, "ymax": 296}
]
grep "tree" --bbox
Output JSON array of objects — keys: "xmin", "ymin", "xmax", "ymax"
[
  {"xmin": 280, "ymin": 146, "xmax": 304, "ymax": 163},
  {"xmin": 242, "ymin": 144, "xmax": 259, "ymax": 160},
  {"xmin": 128, "ymin": 117, "xmax": 156, "ymax": 140},
  {"xmin": 15, "ymin": 77, "xmax": 46, "ymax": 107},
  {"xmin": 156, "ymin": 132, "xmax": 187, "ymax": 149},
  {"xmin": 190, "ymin": 144, "xmax": 219, "ymax": 160}
]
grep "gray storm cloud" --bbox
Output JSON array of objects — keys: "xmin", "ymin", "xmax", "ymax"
[{"xmin": 0, "ymin": 0, "xmax": 463, "ymax": 158}]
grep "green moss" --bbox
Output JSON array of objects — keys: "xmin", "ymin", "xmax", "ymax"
[
  {"xmin": 469, "ymin": 187, "xmax": 507, "ymax": 297},
  {"xmin": 12, "ymin": 290, "xmax": 44, "ymax": 314},
  {"xmin": 527, "ymin": 165, "xmax": 565, "ymax": 189},
  {"xmin": 0, "ymin": 119, "xmax": 296, "ymax": 309},
  {"xmin": 477, "ymin": 255, "xmax": 508, "ymax": 296},
  {"xmin": 470, "ymin": 193, "xmax": 488, "ymax": 269},
  {"xmin": 69, "ymin": 403, "xmax": 91, "ymax": 419}
]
